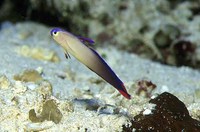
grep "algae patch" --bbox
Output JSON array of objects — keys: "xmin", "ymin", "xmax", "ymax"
[
  {"xmin": 29, "ymin": 99, "xmax": 62, "ymax": 124},
  {"xmin": 14, "ymin": 69, "xmax": 43, "ymax": 83},
  {"xmin": 16, "ymin": 45, "xmax": 60, "ymax": 62}
]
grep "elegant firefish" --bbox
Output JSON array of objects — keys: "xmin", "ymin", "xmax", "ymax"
[{"xmin": 50, "ymin": 28, "xmax": 131, "ymax": 99}]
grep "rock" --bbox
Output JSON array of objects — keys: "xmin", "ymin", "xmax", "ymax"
[{"xmin": 123, "ymin": 92, "xmax": 200, "ymax": 131}]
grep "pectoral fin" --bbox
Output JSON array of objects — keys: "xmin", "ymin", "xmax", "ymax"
[{"xmin": 64, "ymin": 51, "xmax": 71, "ymax": 59}]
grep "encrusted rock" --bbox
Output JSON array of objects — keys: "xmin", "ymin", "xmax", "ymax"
[{"xmin": 123, "ymin": 92, "xmax": 200, "ymax": 131}]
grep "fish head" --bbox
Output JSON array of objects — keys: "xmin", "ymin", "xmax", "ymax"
[
  {"xmin": 51, "ymin": 28, "xmax": 65, "ymax": 43},
  {"xmin": 50, "ymin": 28, "xmax": 73, "ymax": 50}
]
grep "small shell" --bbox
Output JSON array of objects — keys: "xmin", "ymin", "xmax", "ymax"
[{"xmin": 25, "ymin": 121, "xmax": 54, "ymax": 131}]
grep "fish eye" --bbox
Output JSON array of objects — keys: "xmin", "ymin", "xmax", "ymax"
[
  {"xmin": 53, "ymin": 31, "xmax": 57, "ymax": 35},
  {"xmin": 51, "ymin": 28, "xmax": 61, "ymax": 36}
]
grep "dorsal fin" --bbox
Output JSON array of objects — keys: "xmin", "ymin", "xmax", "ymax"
[{"xmin": 77, "ymin": 36, "xmax": 95, "ymax": 46}]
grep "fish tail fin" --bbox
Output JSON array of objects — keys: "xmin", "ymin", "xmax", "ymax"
[{"xmin": 118, "ymin": 83, "xmax": 131, "ymax": 99}]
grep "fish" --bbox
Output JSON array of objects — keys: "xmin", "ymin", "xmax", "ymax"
[{"xmin": 50, "ymin": 28, "xmax": 131, "ymax": 99}]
